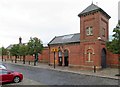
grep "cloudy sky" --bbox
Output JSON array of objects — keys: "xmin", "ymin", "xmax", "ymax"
[
  {"xmin": 118, "ymin": 1, "xmax": 120, "ymax": 20},
  {"xmin": 0, "ymin": 0, "xmax": 119, "ymax": 48}
]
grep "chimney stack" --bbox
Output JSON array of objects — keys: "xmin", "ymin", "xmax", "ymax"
[{"xmin": 19, "ymin": 37, "xmax": 22, "ymax": 44}]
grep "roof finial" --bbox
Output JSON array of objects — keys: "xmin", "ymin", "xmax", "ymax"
[{"xmin": 92, "ymin": 1, "xmax": 93, "ymax": 4}]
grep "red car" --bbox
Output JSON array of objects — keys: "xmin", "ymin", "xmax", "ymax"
[{"xmin": 0, "ymin": 69, "xmax": 23, "ymax": 83}]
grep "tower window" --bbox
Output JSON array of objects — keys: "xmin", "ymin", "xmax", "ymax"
[
  {"xmin": 102, "ymin": 28, "xmax": 105, "ymax": 37},
  {"xmin": 86, "ymin": 26, "xmax": 93, "ymax": 36}
]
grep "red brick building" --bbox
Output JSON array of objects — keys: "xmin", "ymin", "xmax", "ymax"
[
  {"xmin": 48, "ymin": 3, "xmax": 119, "ymax": 70},
  {"xmin": 2, "ymin": 3, "xmax": 119, "ymax": 70}
]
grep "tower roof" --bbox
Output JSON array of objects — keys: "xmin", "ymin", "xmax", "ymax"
[{"xmin": 78, "ymin": 3, "xmax": 111, "ymax": 19}]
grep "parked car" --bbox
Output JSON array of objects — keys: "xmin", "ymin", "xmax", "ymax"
[
  {"xmin": 0, "ymin": 69, "xmax": 23, "ymax": 83},
  {"xmin": 0, "ymin": 64, "xmax": 7, "ymax": 69}
]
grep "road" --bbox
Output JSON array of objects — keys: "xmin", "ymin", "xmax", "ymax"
[{"xmin": 3, "ymin": 62, "xmax": 119, "ymax": 85}]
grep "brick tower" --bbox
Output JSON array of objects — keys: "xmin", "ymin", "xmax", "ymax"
[{"xmin": 78, "ymin": 3, "xmax": 111, "ymax": 69}]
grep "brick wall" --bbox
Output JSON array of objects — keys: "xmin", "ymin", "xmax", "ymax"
[
  {"xmin": 107, "ymin": 51, "xmax": 119, "ymax": 68},
  {"xmin": 49, "ymin": 43, "xmax": 80, "ymax": 67},
  {"xmin": 0, "ymin": 47, "xmax": 49, "ymax": 63},
  {"xmin": 40, "ymin": 47, "xmax": 49, "ymax": 63}
]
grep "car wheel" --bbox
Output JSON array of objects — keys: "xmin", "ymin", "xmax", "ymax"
[{"xmin": 13, "ymin": 76, "xmax": 20, "ymax": 83}]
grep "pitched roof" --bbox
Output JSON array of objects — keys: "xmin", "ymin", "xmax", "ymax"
[
  {"xmin": 6, "ymin": 44, "xmax": 14, "ymax": 49},
  {"xmin": 48, "ymin": 33, "xmax": 80, "ymax": 45},
  {"xmin": 78, "ymin": 3, "xmax": 111, "ymax": 19},
  {"xmin": 6, "ymin": 43, "xmax": 27, "ymax": 49}
]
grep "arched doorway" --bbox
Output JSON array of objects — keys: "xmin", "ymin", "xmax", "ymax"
[
  {"xmin": 64, "ymin": 49, "xmax": 69, "ymax": 66},
  {"xmin": 101, "ymin": 48, "xmax": 107, "ymax": 68},
  {"xmin": 58, "ymin": 50, "xmax": 62, "ymax": 66}
]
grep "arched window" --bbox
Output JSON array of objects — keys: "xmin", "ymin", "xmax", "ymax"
[
  {"xmin": 86, "ymin": 49, "xmax": 93, "ymax": 62},
  {"xmin": 58, "ymin": 50, "xmax": 62, "ymax": 66}
]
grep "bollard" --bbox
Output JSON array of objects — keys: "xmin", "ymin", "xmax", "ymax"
[
  {"xmin": 93, "ymin": 66, "xmax": 96, "ymax": 73},
  {"xmin": 5, "ymin": 59, "xmax": 6, "ymax": 61},
  {"xmin": 15, "ymin": 59, "xmax": 17, "ymax": 63},
  {"xmin": 28, "ymin": 61, "xmax": 30, "ymax": 65},
  {"xmin": 34, "ymin": 61, "xmax": 36, "ymax": 66},
  {"xmin": 23, "ymin": 61, "xmax": 25, "ymax": 64},
  {"xmin": 11, "ymin": 59, "xmax": 13, "ymax": 63}
]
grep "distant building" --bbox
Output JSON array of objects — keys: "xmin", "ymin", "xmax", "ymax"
[
  {"xmin": 6, "ymin": 37, "xmax": 25, "ymax": 59},
  {"xmin": 6, "ymin": 44, "xmax": 14, "ymax": 50},
  {"xmin": 6, "ymin": 37, "xmax": 27, "ymax": 50}
]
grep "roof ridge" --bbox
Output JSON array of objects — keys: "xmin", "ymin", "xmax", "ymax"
[
  {"xmin": 79, "ymin": 3, "xmax": 100, "ymax": 15},
  {"xmin": 55, "ymin": 33, "xmax": 80, "ymax": 38},
  {"xmin": 78, "ymin": 3, "xmax": 110, "ymax": 19}
]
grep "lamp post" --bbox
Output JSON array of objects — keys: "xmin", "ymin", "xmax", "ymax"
[
  {"xmin": 34, "ymin": 52, "xmax": 38, "ymax": 66},
  {"xmin": 2, "ymin": 54, "xmax": 3, "ymax": 61},
  {"xmin": 2, "ymin": 46, "xmax": 3, "ymax": 61},
  {"xmin": 48, "ymin": 44, "xmax": 51, "ymax": 66},
  {"xmin": 53, "ymin": 51, "xmax": 55, "ymax": 69},
  {"xmin": 51, "ymin": 48, "xmax": 58, "ymax": 69}
]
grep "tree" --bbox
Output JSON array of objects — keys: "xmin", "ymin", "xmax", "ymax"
[
  {"xmin": 27, "ymin": 37, "xmax": 43, "ymax": 65},
  {"xmin": 19, "ymin": 44, "xmax": 28, "ymax": 64},
  {"xmin": 0, "ymin": 47, "xmax": 8, "ymax": 61},
  {"xmin": 0, "ymin": 47, "xmax": 2, "ymax": 56},
  {"xmin": 9, "ymin": 44, "xmax": 19, "ymax": 63},
  {"xmin": 107, "ymin": 21, "xmax": 120, "ymax": 54},
  {"xmin": 106, "ymin": 21, "xmax": 120, "ymax": 75},
  {"xmin": 2, "ymin": 47, "xmax": 8, "ymax": 55}
]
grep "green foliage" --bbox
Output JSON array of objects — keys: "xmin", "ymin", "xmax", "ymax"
[
  {"xmin": 27, "ymin": 37, "xmax": 43, "ymax": 55},
  {"xmin": 0, "ymin": 47, "xmax": 8, "ymax": 55},
  {"xmin": 107, "ymin": 22, "xmax": 120, "ymax": 54},
  {"xmin": 7, "ymin": 37, "xmax": 43, "ymax": 58},
  {"xmin": 0, "ymin": 47, "xmax": 2, "ymax": 56},
  {"xmin": 9, "ymin": 44, "xmax": 20, "ymax": 56},
  {"xmin": 19, "ymin": 44, "xmax": 28, "ymax": 56}
]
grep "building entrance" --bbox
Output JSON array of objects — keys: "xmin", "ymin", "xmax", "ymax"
[
  {"xmin": 64, "ymin": 50, "xmax": 69, "ymax": 66},
  {"xmin": 58, "ymin": 51, "xmax": 62, "ymax": 66},
  {"xmin": 101, "ymin": 48, "xmax": 107, "ymax": 68}
]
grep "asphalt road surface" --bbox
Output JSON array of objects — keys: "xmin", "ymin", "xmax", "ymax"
[{"xmin": 3, "ymin": 62, "xmax": 119, "ymax": 85}]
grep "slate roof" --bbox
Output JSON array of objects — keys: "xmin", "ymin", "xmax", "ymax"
[
  {"xmin": 48, "ymin": 33, "xmax": 80, "ymax": 45},
  {"xmin": 6, "ymin": 44, "xmax": 14, "ymax": 49},
  {"xmin": 6, "ymin": 43, "xmax": 27, "ymax": 49},
  {"xmin": 78, "ymin": 3, "xmax": 111, "ymax": 19}
]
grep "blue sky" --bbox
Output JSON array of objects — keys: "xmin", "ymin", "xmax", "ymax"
[{"xmin": 0, "ymin": 0, "xmax": 119, "ymax": 47}]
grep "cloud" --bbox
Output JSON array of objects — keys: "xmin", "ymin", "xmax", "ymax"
[
  {"xmin": 118, "ymin": 1, "xmax": 120, "ymax": 20},
  {"xmin": 0, "ymin": 0, "xmax": 119, "ymax": 47}
]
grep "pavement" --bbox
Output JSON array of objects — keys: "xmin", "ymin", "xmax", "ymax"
[{"xmin": 2, "ymin": 60, "xmax": 120, "ymax": 81}]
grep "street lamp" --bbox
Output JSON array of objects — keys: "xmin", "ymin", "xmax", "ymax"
[
  {"xmin": 51, "ymin": 48, "xmax": 58, "ymax": 69},
  {"xmin": 97, "ymin": 37, "xmax": 101, "ymax": 40},
  {"xmin": 2, "ymin": 46, "xmax": 3, "ymax": 61}
]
